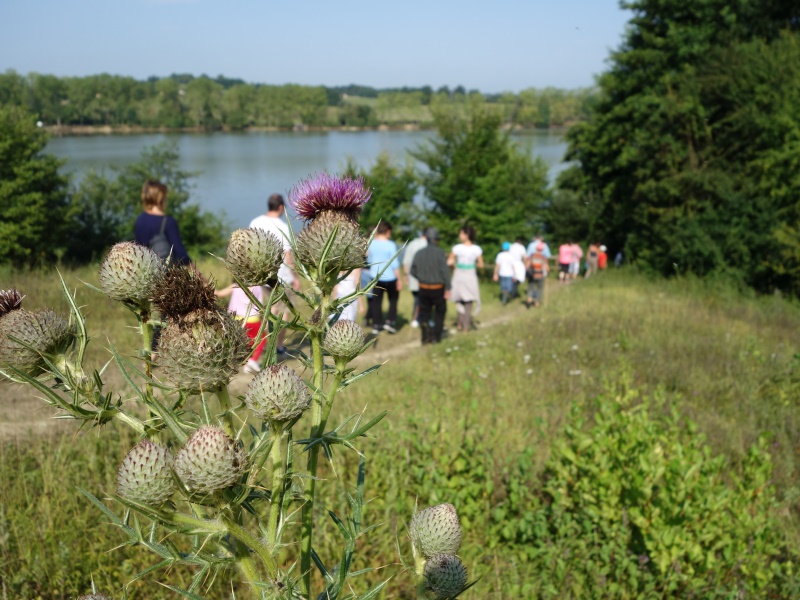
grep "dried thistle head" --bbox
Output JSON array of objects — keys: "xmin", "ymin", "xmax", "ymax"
[
  {"xmin": 173, "ymin": 426, "xmax": 247, "ymax": 496},
  {"xmin": 0, "ymin": 308, "xmax": 75, "ymax": 376},
  {"xmin": 98, "ymin": 242, "xmax": 163, "ymax": 305},
  {"xmin": 289, "ymin": 172, "xmax": 371, "ymax": 222},
  {"xmin": 156, "ymin": 309, "xmax": 251, "ymax": 393},
  {"xmin": 0, "ymin": 289, "xmax": 23, "ymax": 318},
  {"xmin": 152, "ymin": 266, "xmax": 216, "ymax": 322},
  {"xmin": 225, "ymin": 228, "xmax": 284, "ymax": 287}
]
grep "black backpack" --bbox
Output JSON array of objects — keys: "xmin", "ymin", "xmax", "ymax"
[{"xmin": 149, "ymin": 217, "xmax": 173, "ymax": 260}]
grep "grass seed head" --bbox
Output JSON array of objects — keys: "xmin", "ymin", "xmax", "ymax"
[
  {"xmin": 225, "ymin": 228, "xmax": 284, "ymax": 287},
  {"xmin": 323, "ymin": 319, "xmax": 366, "ymax": 362},
  {"xmin": 157, "ymin": 309, "xmax": 251, "ymax": 393},
  {"xmin": 410, "ymin": 503, "xmax": 463, "ymax": 558},
  {"xmin": 423, "ymin": 554, "xmax": 468, "ymax": 599},
  {"xmin": 98, "ymin": 242, "xmax": 162, "ymax": 305},
  {"xmin": 117, "ymin": 440, "xmax": 175, "ymax": 505},
  {"xmin": 0, "ymin": 308, "xmax": 75, "ymax": 375},
  {"xmin": 245, "ymin": 364, "xmax": 311, "ymax": 424},
  {"xmin": 174, "ymin": 426, "xmax": 247, "ymax": 495}
]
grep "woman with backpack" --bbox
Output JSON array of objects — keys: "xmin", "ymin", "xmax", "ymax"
[{"xmin": 134, "ymin": 179, "xmax": 191, "ymax": 266}]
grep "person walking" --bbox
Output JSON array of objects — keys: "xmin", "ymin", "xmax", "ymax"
[
  {"xmin": 448, "ymin": 225, "xmax": 483, "ymax": 332},
  {"xmin": 249, "ymin": 193, "xmax": 299, "ymax": 354},
  {"xmin": 410, "ymin": 228, "xmax": 450, "ymax": 345},
  {"xmin": 493, "ymin": 242, "xmax": 517, "ymax": 305},
  {"xmin": 526, "ymin": 234, "xmax": 552, "ymax": 263},
  {"xmin": 402, "ymin": 230, "xmax": 428, "ymax": 328},
  {"xmin": 586, "ymin": 243, "xmax": 600, "ymax": 278},
  {"xmin": 366, "ymin": 221, "xmax": 402, "ymax": 334},
  {"xmin": 570, "ymin": 242, "xmax": 584, "ymax": 281},
  {"xmin": 215, "ymin": 284, "xmax": 267, "ymax": 374},
  {"xmin": 525, "ymin": 242, "xmax": 549, "ymax": 308},
  {"xmin": 558, "ymin": 241, "xmax": 572, "ymax": 283},
  {"xmin": 510, "ymin": 237, "xmax": 527, "ymax": 298},
  {"xmin": 598, "ymin": 245, "xmax": 608, "ymax": 270}
]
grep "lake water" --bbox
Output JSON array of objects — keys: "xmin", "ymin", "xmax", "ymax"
[{"xmin": 47, "ymin": 130, "xmax": 568, "ymax": 229}]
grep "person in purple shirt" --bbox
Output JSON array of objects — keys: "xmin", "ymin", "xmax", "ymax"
[{"xmin": 133, "ymin": 179, "xmax": 191, "ymax": 265}]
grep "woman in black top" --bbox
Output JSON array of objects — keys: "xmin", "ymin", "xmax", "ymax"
[{"xmin": 133, "ymin": 179, "xmax": 191, "ymax": 265}]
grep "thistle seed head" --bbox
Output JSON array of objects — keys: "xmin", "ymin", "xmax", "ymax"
[
  {"xmin": 0, "ymin": 309, "xmax": 75, "ymax": 375},
  {"xmin": 98, "ymin": 242, "xmax": 162, "ymax": 305},
  {"xmin": 117, "ymin": 440, "xmax": 175, "ymax": 505},
  {"xmin": 289, "ymin": 172, "xmax": 371, "ymax": 222},
  {"xmin": 0, "ymin": 289, "xmax": 23, "ymax": 318},
  {"xmin": 225, "ymin": 228, "xmax": 284, "ymax": 287},
  {"xmin": 157, "ymin": 309, "xmax": 251, "ymax": 393},
  {"xmin": 245, "ymin": 365, "xmax": 311, "ymax": 424},
  {"xmin": 174, "ymin": 426, "xmax": 247, "ymax": 495},
  {"xmin": 323, "ymin": 319, "xmax": 366, "ymax": 362},
  {"xmin": 423, "ymin": 554, "xmax": 468, "ymax": 600},
  {"xmin": 409, "ymin": 503, "xmax": 463, "ymax": 558},
  {"xmin": 151, "ymin": 266, "xmax": 217, "ymax": 322},
  {"xmin": 295, "ymin": 211, "xmax": 367, "ymax": 282}
]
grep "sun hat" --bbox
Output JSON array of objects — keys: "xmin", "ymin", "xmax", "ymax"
[{"xmin": 600, "ymin": 245, "xmax": 607, "ymax": 252}]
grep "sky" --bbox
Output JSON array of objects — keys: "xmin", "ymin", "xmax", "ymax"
[{"xmin": 0, "ymin": 0, "xmax": 631, "ymax": 93}]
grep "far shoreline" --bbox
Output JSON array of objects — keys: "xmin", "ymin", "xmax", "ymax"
[{"xmin": 44, "ymin": 123, "xmax": 573, "ymax": 137}]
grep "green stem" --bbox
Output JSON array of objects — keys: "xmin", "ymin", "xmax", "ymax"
[
  {"xmin": 267, "ymin": 426, "xmax": 287, "ymax": 551},
  {"xmin": 112, "ymin": 409, "xmax": 147, "ymax": 436},
  {"xmin": 216, "ymin": 385, "xmax": 235, "ymax": 437},
  {"xmin": 299, "ymin": 330, "xmax": 326, "ymax": 597}
]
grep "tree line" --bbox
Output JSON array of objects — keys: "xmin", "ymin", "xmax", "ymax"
[
  {"xmin": 553, "ymin": 0, "xmax": 800, "ymax": 294},
  {"xmin": 0, "ymin": 70, "xmax": 595, "ymax": 130}
]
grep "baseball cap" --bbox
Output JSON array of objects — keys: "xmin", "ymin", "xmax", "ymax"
[
  {"xmin": 502, "ymin": 241, "xmax": 511, "ymax": 251},
  {"xmin": 600, "ymin": 245, "xmax": 607, "ymax": 252}
]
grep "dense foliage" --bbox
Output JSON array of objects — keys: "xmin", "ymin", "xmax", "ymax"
[
  {"xmin": 414, "ymin": 105, "xmax": 550, "ymax": 250},
  {"xmin": 0, "ymin": 70, "xmax": 595, "ymax": 130},
  {"xmin": 557, "ymin": 0, "xmax": 800, "ymax": 292},
  {"xmin": 0, "ymin": 105, "xmax": 71, "ymax": 265}
]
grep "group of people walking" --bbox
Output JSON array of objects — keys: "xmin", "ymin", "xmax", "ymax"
[{"xmin": 134, "ymin": 178, "xmax": 612, "ymax": 359}]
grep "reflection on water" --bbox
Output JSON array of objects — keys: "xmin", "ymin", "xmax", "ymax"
[{"xmin": 47, "ymin": 130, "xmax": 568, "ymax": 229}]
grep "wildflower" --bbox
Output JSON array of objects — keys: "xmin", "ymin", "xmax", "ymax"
[
  {"xmin": 98, "ymin": 242, "xmax": 162, "ymax": 305},
  {"xmin": 117, "ymin": 440, "xmax": 175, "ymax": 506},
  {"xmin": 289, "ymin": 172, "xmax": 371, "ymax": 222},
  {"xmin": 409, "ymin": 503, "xmax": 463, "ymax": 558},
  {"xmin": 174, "ymin": 426, "xmax": 247, "ymax": 495},
  {"xmin": 245, "ymin": 365, "xmax": 311, "ymax": 424},
  {"xmin": 225, "ymin": 228, "xmax": 284, "ymax": 287}
]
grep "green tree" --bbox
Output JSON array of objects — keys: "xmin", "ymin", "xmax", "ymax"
[
  {"xmin": 414, "ymin": 105, "xmax": 549, "ymax": 248},
  {"xmin": 344, "ymin": 152, "xmax": 420, "ymax": 236},
  {"xmin": 0, "ymin": 106, "xmax": 71, "ymax": 265},
  {"xmin": 560, "ymin": 0, "xmax": 800, "ymax": 289},
  {"xmin": 67, "ymin": 142, "xmax": 230, "ymax": 262}
]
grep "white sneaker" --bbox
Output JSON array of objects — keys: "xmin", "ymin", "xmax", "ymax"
[
  {"xmin": 371, "ymin": 328, "xmax": 381, "ymax": 335},
  {"xmin": 411, "ymin": 320, "xmax": 419, "ymax": 328},
  {"xmin": 383, "ymin": 323, "xmax": 397, "ymax": 334},
  {"xmin": 243, "ymin": 359, "xmax": 261, "ymax": 374}
]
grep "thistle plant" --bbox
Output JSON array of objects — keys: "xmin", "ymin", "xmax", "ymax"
[{"xmin": 0, "ymin": 173, "xmax": 473, "ymax": 600}]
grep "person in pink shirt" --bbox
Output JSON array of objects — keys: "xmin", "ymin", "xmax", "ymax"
[
  {"xmin": 558, "ymin": 242, "xmax": 573, "ymax": 283},
  {"xmin": 215, "ymin": 284, "xmax": 267, "ymax": 374},
  {"xmin": 570, "ymin": 243, "xmax": 584, "ymax": 281}
]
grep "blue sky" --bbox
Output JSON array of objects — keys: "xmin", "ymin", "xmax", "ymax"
[{"xmin": 0, "ymin": 0, "xmax": 630, "ymax": 92}]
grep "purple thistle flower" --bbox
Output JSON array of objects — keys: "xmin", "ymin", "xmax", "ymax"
[{"xmin": 289, "ymin": 173, "xmax": 371, "ymax": 221}]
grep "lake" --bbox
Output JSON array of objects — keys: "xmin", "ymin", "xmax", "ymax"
[{"xmin": 47, "ymin": 130, "xmax": 568, "ymax": 229}]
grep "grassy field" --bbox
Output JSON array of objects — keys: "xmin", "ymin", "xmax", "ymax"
[{"xmin": 1, "ymin": 264, "xmax": 799, "ymax": 598}]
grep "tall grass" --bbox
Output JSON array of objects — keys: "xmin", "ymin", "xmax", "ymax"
[{"xmin": 2, "ymin": 267, "xmax": 798, "ymax": 598}]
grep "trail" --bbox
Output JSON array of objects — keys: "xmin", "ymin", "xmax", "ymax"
[{"xmin": 0, "ymin": 281, "xmax": 569, "ymax": 441}]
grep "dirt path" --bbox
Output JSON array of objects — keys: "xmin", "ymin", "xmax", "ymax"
[{"xmin": 1, "ymin": 282, "xmax": 565, "ymax": 441}]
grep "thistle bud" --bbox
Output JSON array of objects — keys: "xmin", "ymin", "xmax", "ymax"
[
  {"xmin": 245, "ymin": 365, "xmax": 311, "ymax": 424},
  {"xmin": 98, "ymin": 242, "xmax": 162, "ymax": 305},
  {"xmin": 225, "ymin": 228, "xmax": 284, "ymax": 287},
  {"xmin": 117, "ymin": 440, "xmax": 175, "ymax": 506},
  {"xmin": 409, "ymin": 503, "xmax": 463, "ymax": 558},
  {"xmin": 423, "ymin": 554, "xmax": 468, "ymax": 600},
  {"xmin": 295, "ymin": 211, "xmax": 367, "ymax": 281},
  {"xmin": 323, "ymin": 319, "xmax": 366, "ymax": 362},
  {"xmin": 0, "ymin": 309, "xmax": 75, "ymax": 376},
  {"xmin": 174, "ymin": 426, "xmax": 247, "ymax": 495},
  {"xmin": 157, "ymin": 309, "xmax": 251, "ymax": 393},
  {"xmin": 0, "ymin": 289, "xmax": 23, "ymax": 318}
]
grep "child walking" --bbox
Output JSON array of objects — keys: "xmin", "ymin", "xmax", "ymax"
[{"xmin": 216, "ymin": 284, "xmax": 267, "ymax": 374}]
